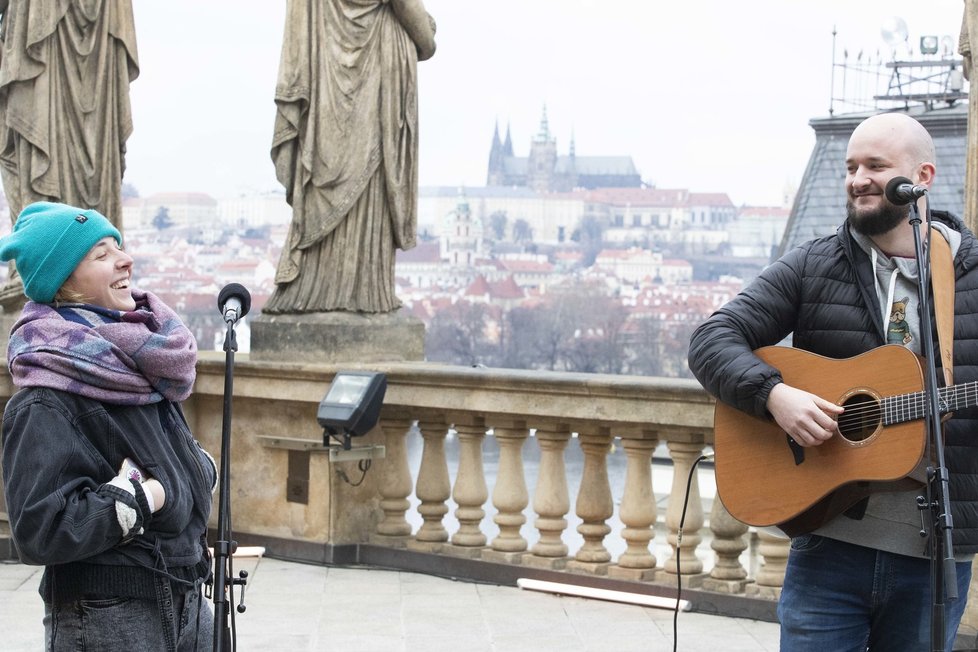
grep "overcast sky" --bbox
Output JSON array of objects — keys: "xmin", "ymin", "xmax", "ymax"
[{"xmin": 124, "ymin": 1, "xmax": 967, "ymax": 207}]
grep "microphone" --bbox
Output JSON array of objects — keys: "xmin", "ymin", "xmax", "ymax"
[
  {"xmin": 884, "ymin": 176, "xmax": 928, "ymax": 206},
  {"xmin": 217, "ymin": 283, "xmax": 251, "ymax": 324}
]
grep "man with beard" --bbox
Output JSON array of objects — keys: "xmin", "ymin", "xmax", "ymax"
[{"xmin": 688, "ymin": 112, "xmax": 978, "ymax": 650}]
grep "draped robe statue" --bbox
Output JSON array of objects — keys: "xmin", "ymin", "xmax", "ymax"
[
  {"xmin": 264, "ymin": 0, "xmax": 436, "ymax": 314},
  {"xmin": 0, "ymin": 0, "xmax": 138, "ymax": 227}
]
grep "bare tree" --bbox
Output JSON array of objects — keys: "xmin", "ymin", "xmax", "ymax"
[
  {"xmin": 489, "ymin": 210, "xmax": 508, "ymax": 241},
  {"xmin": 572, "ymin": 214, "xmax": 606, "ymax": 266},
  {"xmin": 425, "ymin": 301, "xmax": 497, "ymax": 366},
  {"xmin": 512, "ymin": 218, "xmax": 533, "ymax": 245}
]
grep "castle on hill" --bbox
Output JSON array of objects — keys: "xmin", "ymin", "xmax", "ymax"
[{"xmin": 486, "ymin": 106, "xmax": 642, "ymax": 193}]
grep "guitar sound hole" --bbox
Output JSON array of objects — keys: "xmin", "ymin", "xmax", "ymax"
[{"xmin": 838, "ymin": 392, "xmax": 880, "ymax": 442}]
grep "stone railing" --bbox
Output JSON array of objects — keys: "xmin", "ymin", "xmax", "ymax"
[{"xmin": 185, "ymin": 355, "xmax": 790, "ymax": 603}]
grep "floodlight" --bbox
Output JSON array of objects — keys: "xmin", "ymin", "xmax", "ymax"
[
  {"xmin": 881, "ymin": 17, "xmax": 909, "ymax": 47},
  {"xmin": 920, "ymin": 35, "xmax": 939, "ymax": 56},
  {"xmin": 318, "ymin": 372, "xmax": 387, "ymax": 449}
]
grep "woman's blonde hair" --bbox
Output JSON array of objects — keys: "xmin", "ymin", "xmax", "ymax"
[{"xmin": 53, "ymin": 285, "xmax": 90, "ymax": 305}]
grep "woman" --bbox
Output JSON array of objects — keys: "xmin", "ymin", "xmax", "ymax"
[{"xmin": 0, "ymin": 201, "xmax": 216, "ymax": 651}]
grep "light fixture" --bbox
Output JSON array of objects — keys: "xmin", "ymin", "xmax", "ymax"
[
  {"xmin": 920, "ymin": 35, "xmax": 939, "ymax": 55},
  {"xmin": 318, "ymin": 371, "xmax": 387, "ymax": 450},
  {"xmin": 881, "ymin": 16, "xmax": 909, "ymax": 48}
]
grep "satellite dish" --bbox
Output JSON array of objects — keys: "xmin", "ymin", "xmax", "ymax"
[{"xmin": 881, "ymin": 16, "xmax": 909, "ymax": 46}]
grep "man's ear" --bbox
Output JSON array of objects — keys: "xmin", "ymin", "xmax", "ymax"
[{"xmin": 915, "ymin": 161, "xmax": 936, "ymax": 187}]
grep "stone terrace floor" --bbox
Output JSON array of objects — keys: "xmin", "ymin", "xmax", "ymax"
[{"xmin": 0, "ymin": 556, "xmax": 781, "ymax": 651}]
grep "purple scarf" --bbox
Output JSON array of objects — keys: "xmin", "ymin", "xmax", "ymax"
[{"xmin": 7, "ymin": 289, "xmax": 197, "ymax": 405}]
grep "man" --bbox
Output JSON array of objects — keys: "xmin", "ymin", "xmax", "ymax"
[{"xmin": 688, "ymin": 112, "xmax": 978, "ymax": 650}]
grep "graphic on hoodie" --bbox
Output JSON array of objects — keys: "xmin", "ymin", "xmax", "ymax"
[{"xmin": 887, "ymin": 296, "xmax": 913, "ymax": 346}]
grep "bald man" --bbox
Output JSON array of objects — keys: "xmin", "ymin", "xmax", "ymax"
[{"xmin": 689, "ymin": 112, "xmax": 978, "ymax": 650}]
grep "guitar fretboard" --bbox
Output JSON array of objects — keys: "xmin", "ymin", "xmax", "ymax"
[{"xmin": 883, "ymin": 381, "xmax": 978, "ymax": 425}]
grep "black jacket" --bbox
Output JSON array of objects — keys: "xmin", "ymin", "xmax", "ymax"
[
  {"xmin": 688, "ymin": 211, "xmax": 978, "ymax": 553},
  {"xmin": 1, "ymin": 387, "xmax": 216, "ymax": 602}
]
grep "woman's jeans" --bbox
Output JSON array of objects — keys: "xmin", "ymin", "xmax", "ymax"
[
  {"xmin": 778, "ymin": 534, "xmax": 971, "ymax": 651},
  {"xmin": 44, "ymin": 580, "xmax": 213, "ymax": 652}
]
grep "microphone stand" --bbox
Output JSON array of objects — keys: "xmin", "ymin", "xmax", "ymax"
[
  {"xmin": 213, "ymin": 318, "xmax": 248, "ymax": 651},
  {"xmin": 907, "ymin": 196, "xmax": 957, "ymax": 652}
]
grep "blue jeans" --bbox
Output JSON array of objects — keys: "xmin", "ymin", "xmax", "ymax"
[
  {"xmin": 778, "ymin": 534, "xmax": 971, "ymax": 652},
  {"xmin": 44, "ymin": 580, "xmax": 213, "ymax": 652}
]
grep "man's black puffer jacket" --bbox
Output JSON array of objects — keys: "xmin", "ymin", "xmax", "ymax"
[{"xmin": 688, "ymin": 210, "xmax": 978, "ymax": 554}]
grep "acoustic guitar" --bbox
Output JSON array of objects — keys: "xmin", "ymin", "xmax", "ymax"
[{"xmin": 712, "ymin": 345, "xmax": 971, "ymax": 536}]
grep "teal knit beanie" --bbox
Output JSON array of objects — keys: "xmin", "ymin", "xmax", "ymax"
[{"xmin": 0, "ymin": 202, "xmax": 122, "ymax": 303}]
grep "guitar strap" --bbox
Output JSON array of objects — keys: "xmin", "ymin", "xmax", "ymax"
[{"xmin": 930, "ymin": 227, "xmax": 955, "ymax": 387}]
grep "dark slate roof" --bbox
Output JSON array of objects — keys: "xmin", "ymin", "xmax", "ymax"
[
  {"xmin": 554, "ymin": 156, "xmax": 639, "ymax": 176},
  {"xmin": 778, "ymin": 104, "xmax": 967, "ymax": 258},
  {"xmin": 420, "ymin": 186, "xmax": 540, "ymax": 198},
  {"xmin": 490, "ymin": 155, "xmax": 639, "ymax": 177},
  {"xmin": 502, "ymin": 157, "xmax": 528, "ymax": 175}
]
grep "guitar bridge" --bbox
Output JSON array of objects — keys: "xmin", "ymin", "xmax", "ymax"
[{"xmin": 786, "ymin": 434, "xmax": 805, "ymax": 466}]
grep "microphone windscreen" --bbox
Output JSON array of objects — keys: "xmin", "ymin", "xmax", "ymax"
[
  {"xmin": 884, "ymin": 176, "xmax": 914, "ymax": 205},
  {"xmin": 218, "ymin": 283, "xmax": 252, "ymax": 318}
]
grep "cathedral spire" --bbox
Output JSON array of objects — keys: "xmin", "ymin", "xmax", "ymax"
[
  {"xmin": 534, "ymin": 104, "xmax": 551, "ymax": 143},
  {"xmin": 487, "ymin": 119, "xmax": 504, "ymax": 184}
]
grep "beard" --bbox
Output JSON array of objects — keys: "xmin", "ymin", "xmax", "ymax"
[{"xmin": 846, "ymin": 198, "xmax": 910, "ymax": 237}]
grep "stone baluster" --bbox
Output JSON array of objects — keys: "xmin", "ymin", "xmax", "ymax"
[
  {"xmin": 373, "ymin": 417, "xmax": 415, "ymax": 543},
  {"xmin": 449, "ymin": 416, "xmax": 489, "ymax": 551},
  {"xmin": 487, "ymin": 420, "xmax": 529, "ymax": 558},
  {"xmin": 702, "ymin": 493, "xmax": 750, "ymax": 594},
  {"xmin": 609, "ymin": 434, "xmax": 658, "ymax": 580},
  {"xmin": 569, "ymin": 428, "xmax": 613, "ymax": 572},
  {"xmin": 411, "ymin": 416, "xmax": 451, "ymax": 549},
  {"xmin": 527, "ymin": 424, "xmax": 571, "ymax": 568},
  {"xmin": 662, "ymin": 439, "xmax": 707, "ymax": 583},
  {"xmin": 747, "ymin": 529, "xmax": 789, "ymax": 600}
]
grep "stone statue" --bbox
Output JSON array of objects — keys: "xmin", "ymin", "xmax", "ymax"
[
  {"xmin": 961, "ymin": 0, "xmax": 978, "ymax": 234},
  {"xmin": 264, "ymin": 0, "xmax": 436, "ymax": 314},
  {"xmin": 0, "ymin": 0, "xmax": 138, "ymax": 227}
]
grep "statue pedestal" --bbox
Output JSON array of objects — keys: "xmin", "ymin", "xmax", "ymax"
[{"xmin": 249, "ymin": 310, "xmax": 425, "ymax": 364}]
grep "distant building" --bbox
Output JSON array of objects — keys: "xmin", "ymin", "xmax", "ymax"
[
  {"xmin": 593, "ymin": 248, "xmax": 693, "ymax": 285},
  {"xmin": 217, "ymin": 191, "xmax": 292, "ymax": 228},
  {"xmin": 440, "ymin": 189, "xmax": 484, "ymax": 267},
  {"xmin": 584, "ymin": 188, "xmax": 736, "ymax": 250},
  {"xmin": 729, "ymin": 206, "xmax": 790, "ymax": 259},
  {"xmin": 123, "ymin": 192, "xmax": 218, "ymax": 230},
  {"xmin": 487, "ymin": 106, "xmax": 642, "ymax": 193}
]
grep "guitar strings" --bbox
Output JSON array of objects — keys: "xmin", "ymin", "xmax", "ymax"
[{"xmin": 828, "ymin": 384, "xmax": 977, "ymax": 431}]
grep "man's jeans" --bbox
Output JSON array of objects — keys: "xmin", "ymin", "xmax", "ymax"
[
  {"xmin": 778, "ymin": 534, "xmax": 971, "ymax": 652},
  {"xmin": 44, "ymin": 580, "xmax": 213, "ymax": 652}
]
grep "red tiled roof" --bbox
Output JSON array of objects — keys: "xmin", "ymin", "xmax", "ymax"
[
  {"xmin": 465, "ymin": 275, "xmax": 491, "ymax": 296},
  {"xmin": 489, "ymin": 276, "xmax": 524, "ymax": 300}
]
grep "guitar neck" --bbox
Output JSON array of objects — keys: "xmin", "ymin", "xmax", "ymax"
[{"xmin": 884, "ymin": 381, "xmax": 978, "ymax": 425}]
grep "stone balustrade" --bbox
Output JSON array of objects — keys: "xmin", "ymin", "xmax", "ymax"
[{"xmin": 183, "ymin": 354, "xmax": 789, "ymax": 602}]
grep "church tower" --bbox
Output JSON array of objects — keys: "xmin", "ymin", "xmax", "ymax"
[
  {"xmin": 527, "ymin": 105, "xmax": 557, "ymax": 193},
  {"xmin": 440, "ymin": 187, "xmax": 483, "ymax": 269}
]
